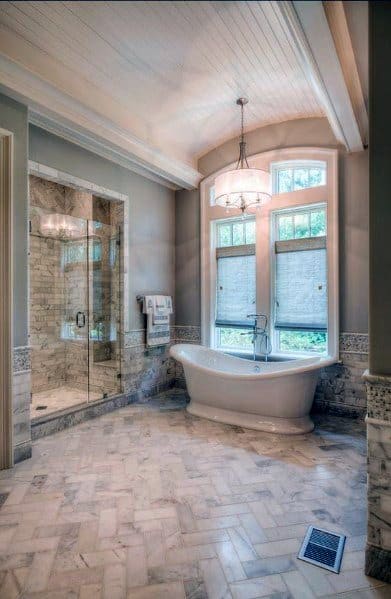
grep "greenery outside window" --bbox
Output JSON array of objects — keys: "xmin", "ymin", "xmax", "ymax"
[{"xmin": 272, "ymin": 160, "xmax": 326, "ymax": 194}]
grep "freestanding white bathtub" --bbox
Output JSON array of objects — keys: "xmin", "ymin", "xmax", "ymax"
[{"xmin": 170, "ymin": 344, "xmax": 335, "ymax": 434}]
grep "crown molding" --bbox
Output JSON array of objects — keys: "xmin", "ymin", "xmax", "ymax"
[
  {"xmin": 28, "ymin": 111, "xmax": 180, "ymax": 191},
  {"xmin": 278, "ymin": 1, "xmax": 363, "ymax": 153},
  {"xmin": 0, "ymin": 53, "xmax": 202, "ymax": 190}
]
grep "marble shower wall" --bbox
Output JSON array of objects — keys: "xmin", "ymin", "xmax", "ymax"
[
  {"xmin": 29, "ymin": 175, "xmax": 122, "ymax": 400},
  {"xmin": 30, "ymin": 234, "xmax": 66, "ymax": 393}
]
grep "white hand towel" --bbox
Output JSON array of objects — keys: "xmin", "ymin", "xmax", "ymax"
[{"xmin": 142, "ymin": 295, "xmax": 172, "ymax": 346}]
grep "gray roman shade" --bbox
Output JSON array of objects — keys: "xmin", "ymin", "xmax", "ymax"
[
  {"xmin": 216, "ymin": 245, "xmax": 255, "ymax": 327},
  {"xmin": 275, "ymin": 237, "xmax": 327, "ymax": 331}
]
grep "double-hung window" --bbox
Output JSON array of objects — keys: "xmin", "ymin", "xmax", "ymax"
[
  {"xmin": 214, "ymin": 219, "xmax": 255, "ymax": 351},
  {"xmin": 273, "ymin": 206, "xmax": 327, "ymax": 354}
]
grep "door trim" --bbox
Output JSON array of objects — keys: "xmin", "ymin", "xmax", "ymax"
[{"xmin": 0, "ymin": 130, "xmax": 14, "ymax": 469}]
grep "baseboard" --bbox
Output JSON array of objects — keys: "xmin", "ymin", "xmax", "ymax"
[
  {"xmin": 365, "ymin": 544, "xmax": 391, "ymax": 583},
  {"xmin": 312, "ymin": 399, "xmax": 366, "ymax": 419},
  {"xmin": 14, "ymin": 441, "xmax": 32, "ymax": 464}
]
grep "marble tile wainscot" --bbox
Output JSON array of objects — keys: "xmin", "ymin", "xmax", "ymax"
[
  {"xmin": 32, "ymin": 329, "xmax": 177, "ymax": 439},
  {"xmin": 122, "ymin": 329, "xmax": 176, "ymax": 399},
  {"xmin": 12, "ymin": 346, "xmax": 32, "ymax": 463},
  {"xmin": 171, "ymin": 326, "xmax": 201, "ymax": 390},
  {"xmin": 314, "ymin": 332, "xmax": 369, "ymax": 418},
  {"xmin": 364, "ymin": 371, "xmax": 391, "ymax": 583}
]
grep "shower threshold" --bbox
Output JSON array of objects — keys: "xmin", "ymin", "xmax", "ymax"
[
  {"xmin": 31, "ymin": 386, "xmax": 102, "ymax": 420},
  {"xmin": 30, "ymin": 387, "xmax": 133, "ymax": 441}
]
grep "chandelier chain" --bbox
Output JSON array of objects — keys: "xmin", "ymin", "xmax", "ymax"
[{"xmin": 241, "ymin": 101, "xmax": 244, "ymax": 145}]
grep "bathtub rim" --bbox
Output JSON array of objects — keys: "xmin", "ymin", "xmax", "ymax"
[{"xmin": 170, "ymin": 343, "xmax": 336, "ymax": 381}]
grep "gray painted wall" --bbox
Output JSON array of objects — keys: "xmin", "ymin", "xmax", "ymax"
[
  {"xmin": 0, "ymin": 93, "xmax": 28, "ymax": 347},
  {"xmin": 176, "ymin": 117, "xmax": 369, "ymax": 334},
  {"xmin": 29, "ymin": 125, "xmax": 175, "ymax": 331},
  {"xmin": 175, "ymin": 189, "xmax": 200, "ymax": 326},
  {"xmin": 339, "ymin": 150, "xmax": 369, "ymax": 334}
]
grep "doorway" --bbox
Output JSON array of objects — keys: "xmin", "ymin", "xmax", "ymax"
[{"xmin": 29, "ymin": 176, "xmax": 122, "ymax": 419}]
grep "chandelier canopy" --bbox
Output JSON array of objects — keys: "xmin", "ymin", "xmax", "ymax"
[{"xmin": 214, "ymin": 98, "xmax": 271, "ymax": 214}]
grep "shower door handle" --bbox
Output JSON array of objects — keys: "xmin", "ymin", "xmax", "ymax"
[{"xmin": 76, "ymin": 311, "xmax": 86, "ymax": 328}]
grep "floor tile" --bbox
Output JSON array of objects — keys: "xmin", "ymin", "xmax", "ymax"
[{"xmin": 0, "ymin": 390, "xmax": 389, "ymax": 599}]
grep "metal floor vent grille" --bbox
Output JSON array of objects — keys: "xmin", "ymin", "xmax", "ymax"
[{"xmin": 298, "ymin": 526, "xmax": 346, "ymax": 573}]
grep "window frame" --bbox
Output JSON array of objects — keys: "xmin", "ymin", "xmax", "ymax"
[
  {"xmin": 271, "ymin": 203, "xmax": 328, "ymax": 355},
  {"xmin": 201, "ymin": 147, "xmax": 339, "ymax": 360},
  {"xmin": 211, "ymin": 214, "xmax": 256, "ymax": 351},
  {"xmin": 271, "ymin": 159, "xmax": 327, "ymax": 195}
]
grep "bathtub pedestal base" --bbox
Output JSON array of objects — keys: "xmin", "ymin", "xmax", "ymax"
[{"xmin": 187, "ymin": 402, "xmax": 314, "ymax": 434}]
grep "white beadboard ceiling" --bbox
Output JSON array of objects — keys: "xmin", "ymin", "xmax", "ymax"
[{"xmin": 0, "ymin": 1, "xmax": 360, "ymax": 187}]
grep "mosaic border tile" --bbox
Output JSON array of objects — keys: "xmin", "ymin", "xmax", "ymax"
[
  {"xmin": 13, "ymin": 346, "xmax": 31, "ymax": 373},
  {"xmin": 124, "ymin": 329, "xmax": 146, "ymax": 348},
  {"xmin": 339, "ymin": 332, "xmax": 369, "ymax": 354},
  {"xmin": 171, "ymin": 325, "xmax": 201, "ymax": 344},
  {"xmin": 364, "ymin": 371, "xmax": 391, "ymax": 422}
]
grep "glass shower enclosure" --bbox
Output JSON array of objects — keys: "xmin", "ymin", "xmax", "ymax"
[{"xmin": 29, "ymin": 207, "xmax": 121, "ymax": 417}]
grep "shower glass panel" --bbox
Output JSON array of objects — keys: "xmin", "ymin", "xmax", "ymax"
[
  {"xmin": 88, "ymin": 220, "xmax": 121, "ymax": 400},
  {"xmin": 29, "ymin": 206, "xmax": 121, "ymax": 418},
  {"xmin": 62, "ymin": 218, "xmax": 90, "ymax": 404},
  {"xmin": 30, "ymin": 207, "xmax": 89, "ymax": 416}
]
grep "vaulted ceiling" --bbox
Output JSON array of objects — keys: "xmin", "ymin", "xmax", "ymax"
[{"xmin": 0, "ymin": 1, "xmax": 365, "ymax": 188}]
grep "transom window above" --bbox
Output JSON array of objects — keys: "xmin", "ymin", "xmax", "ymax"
[
  {"xmin": 273, "ymin": 160, "xmax": 326, "ymax": 194},
  {"xmin": 216, "ymin": 219, "xmax": 255, "ymax": 247},
  {"xmin": 277, "ymin": 206, "xmax": 326, "ymax": 240}
]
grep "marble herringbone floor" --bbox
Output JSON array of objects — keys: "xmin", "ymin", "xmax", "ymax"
[{"xmin": 0, "ymin": 390, "xmax": 390, "ymax": 599}]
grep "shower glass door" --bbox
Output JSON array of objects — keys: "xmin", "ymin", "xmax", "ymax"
[
  {"xmin": 60, "ymin": 215, "xmax": 90, "ymax": 407},
  {"xmin": 61, "ymin": 216, "xmax": 89, "ymax": 407},
  {"xmin": 87, "ymin": 220, "xmax": 121, "ymax": 401}
]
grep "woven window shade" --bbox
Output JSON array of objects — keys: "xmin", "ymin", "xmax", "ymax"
[
  {"xmin": 216, "ymin": 253, "xmax": 255, "ymax": 327},
  {"xmin": 275, "ymin": 241, "xmax": 327, "ymax": 331}
]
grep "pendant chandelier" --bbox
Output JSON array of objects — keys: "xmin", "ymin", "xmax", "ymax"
[
  {"xmin": 214, "ymin": 98, "xmax": 271, "ymax": 214},
  {"xmin": 40, "ymin": 213, "xmax": 83, "ymax": 239}
]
